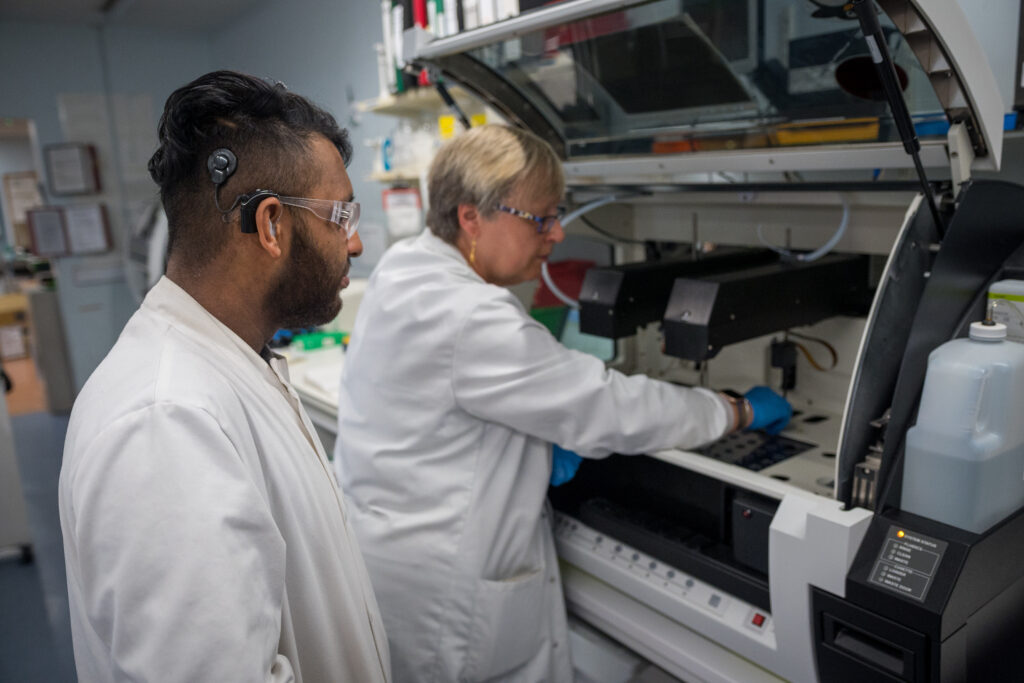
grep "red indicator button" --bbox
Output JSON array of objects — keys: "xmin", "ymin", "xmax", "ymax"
[{"xmin": 751, "ymin": 613, "xmax": 766, "ymax": 628}]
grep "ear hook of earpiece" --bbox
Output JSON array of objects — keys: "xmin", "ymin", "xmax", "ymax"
[{"xmin": 208, "ymin": 148, "xmax": 241, "ymax": 215}]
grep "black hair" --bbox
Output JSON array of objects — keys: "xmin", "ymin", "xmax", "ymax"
[{"xmin": 148, "ymin": 70, "xmax": 352, "ymax": 269}]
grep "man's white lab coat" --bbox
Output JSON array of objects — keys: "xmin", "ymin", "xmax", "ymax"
[
  {"xmin": 59, "ymin": 276, "xmax": 390, "ymax": 683},
  {"xmin": 335, "ymin": 230, "xmax": 729, "ymax": 682}
]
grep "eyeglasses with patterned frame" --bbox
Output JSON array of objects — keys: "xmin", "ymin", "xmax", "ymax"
[{"xmin": 495, "ymin": 204, "xmax": 564, "ymax": 234}]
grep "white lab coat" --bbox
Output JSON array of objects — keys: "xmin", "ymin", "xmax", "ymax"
[
  {"xmin": 334, "ymin": 231, "xmax": 730, "ymax": 682},
  {"xmin": 59, "ymin": 277, "xmax": 390, "ymax": 683}
]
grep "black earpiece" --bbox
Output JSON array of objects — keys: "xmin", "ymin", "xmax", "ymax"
[
  {"xmin": 207, "ymin": 148, "xmax": 237, "ymax": 186},
  {"xmin": 208, "ymin": 149, "xmax": 276, "ymax": 235},
  {"xmin": 238, "ymin": 190, "xmax": 278, "ymax": 234}
]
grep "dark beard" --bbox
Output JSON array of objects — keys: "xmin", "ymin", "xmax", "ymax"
[{"xmin": 266, "ymin": 217, "xmax": 346, "ymax": 329}]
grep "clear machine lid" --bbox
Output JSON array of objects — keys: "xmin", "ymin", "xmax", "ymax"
[{"xmin": 412, "ymin": 0, "xmax": 1003, "ymax": 171}]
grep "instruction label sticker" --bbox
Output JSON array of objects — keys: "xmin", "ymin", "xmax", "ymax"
[{"xmin": 868, "ymin": 526, "xmax": 947, "ymax": 602}]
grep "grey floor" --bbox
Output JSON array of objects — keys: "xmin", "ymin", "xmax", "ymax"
[{"xmin": 1, "ymin": 412, "xmax": 77, "ymax": 682}]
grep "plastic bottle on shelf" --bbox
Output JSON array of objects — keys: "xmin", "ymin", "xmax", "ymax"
[
  {"xmin": 386, "ymin": 121, "xmax": 414, "ymax": 176},
  {"xmin": 901, "ymin": 316, "xmax": 1024, "ymax": 534},
  {"xmin": 381, "ymin": 137, "xmax": 393, "ymax": 172},
  {"xmin": 365, "ymin": 138, "xmax": 385, "ymax": 176},
  {"xmin": 409, "ymin": 124, "xmax": 439, "ymax": 170}
]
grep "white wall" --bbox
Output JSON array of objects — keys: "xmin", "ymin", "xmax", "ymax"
[
  {"xmin": 210, "ymin": 0, "xmax": 394, "ymax": 276},
  {"xmin": 0, "ymin": 21, "xmax": 212, "ymax": 392}
]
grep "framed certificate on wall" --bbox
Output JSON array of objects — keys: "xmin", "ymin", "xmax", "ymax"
[
  {"xmin": 44, "ymin": 143, "xmax": 101, "ymax": 195},
  {"xmin": 26, "ymin": 207, "xmax": 69, "ymax": 257},
  {"xmin": 63, "ymin": 204, "xmax": 111, "ymax": 255}
]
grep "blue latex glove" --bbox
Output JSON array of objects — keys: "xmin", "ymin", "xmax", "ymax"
[
  {"xmin": 550, "ymin": 445, "xmax": 583, "ymax": 487},
  {"xmin": 745, "ymin": 386, "xmax": 793, "ymax": 435}
]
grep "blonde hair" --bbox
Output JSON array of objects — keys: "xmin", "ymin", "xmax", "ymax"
[{"xmin": 427, "ymin": 124, "xmax": 564, "ymax": 243}]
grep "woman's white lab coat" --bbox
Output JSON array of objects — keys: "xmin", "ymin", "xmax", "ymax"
[
  {"xmin": 335, "ymin": 230, "xmax": 730, "ymax": 682},
  {"xmin": 60, "ymin": 277, "xmax": 390, "ymax": 683}
]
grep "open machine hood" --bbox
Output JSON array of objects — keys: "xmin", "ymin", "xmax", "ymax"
[{"xmin": 408, "ymin": 0, "xmax": 1004, "ymax": 181}]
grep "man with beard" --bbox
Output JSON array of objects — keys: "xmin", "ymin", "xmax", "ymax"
[{"xmin": 58, "ymin": 71, "xmax": 391, "ymax": 683}]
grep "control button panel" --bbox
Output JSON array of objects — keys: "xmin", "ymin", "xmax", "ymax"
[{"xmin": 553, "ymin": 512, "xmax": 774, "ymax": 645}]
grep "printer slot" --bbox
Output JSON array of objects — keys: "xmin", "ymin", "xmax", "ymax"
[
  {"xmin": 813, "ymin": 587, "xmax": 926, "ymax": 683},
  {"xmin": 827, "ymin": 619, "xmax": 907, "ymax": 678}
]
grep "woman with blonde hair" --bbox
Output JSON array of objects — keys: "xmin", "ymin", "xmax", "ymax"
[{"xmin": 335, "ymin": 124, "xmax": 789, "ymax": 682}]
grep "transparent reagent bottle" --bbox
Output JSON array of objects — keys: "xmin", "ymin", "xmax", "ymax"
[{"xmin": 902, "ymin": 315, "xmax": 1024, "ymax": 534}]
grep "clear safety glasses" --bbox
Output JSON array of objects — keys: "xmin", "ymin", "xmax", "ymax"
[
  {"xmin": 279, "ymin": 196, "xmax": 360, "ymax": 238},
  {"xmin": 495, "ymin": 204, "xmax": 564, "ymax": 234}
]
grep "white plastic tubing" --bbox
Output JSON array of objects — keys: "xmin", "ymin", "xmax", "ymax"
[
  {"xmin": 757, "ymin": 195, "xmax": 850, "ymax": 263},
  {"xmin": 540, "ymin": 194, "xmax": 625, "ymax": 309},
  {"xmin": 541, "ymin": 193, "xmax": 851, "ymax": 309}
]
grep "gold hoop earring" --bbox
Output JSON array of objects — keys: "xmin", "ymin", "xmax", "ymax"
[{"xmin": 469, "ymin": 239, "xmax": 476, "ymax": 265}]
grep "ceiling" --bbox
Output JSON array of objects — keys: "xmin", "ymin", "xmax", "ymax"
[{"xmin": 0, "ymin": 0, "xmax": 265, "ymax": 32}]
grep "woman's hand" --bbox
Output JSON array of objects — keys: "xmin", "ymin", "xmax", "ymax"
[
  {"xmin": 745, "ymin": 386, "xmax": 793, "ymax": 435},
  {"xmin": 550, "ymin": 445, "xmax": 583, "ymax": 487}
]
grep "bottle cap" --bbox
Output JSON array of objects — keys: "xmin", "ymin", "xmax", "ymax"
[{"xmin": 969, "ymin": 320, "xmax": 1007, "ymax": 341}]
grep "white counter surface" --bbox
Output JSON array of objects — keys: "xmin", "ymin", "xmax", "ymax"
[{"xmin": 286, "ymin": 346, "xmax": 344, "ymax": 445}]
